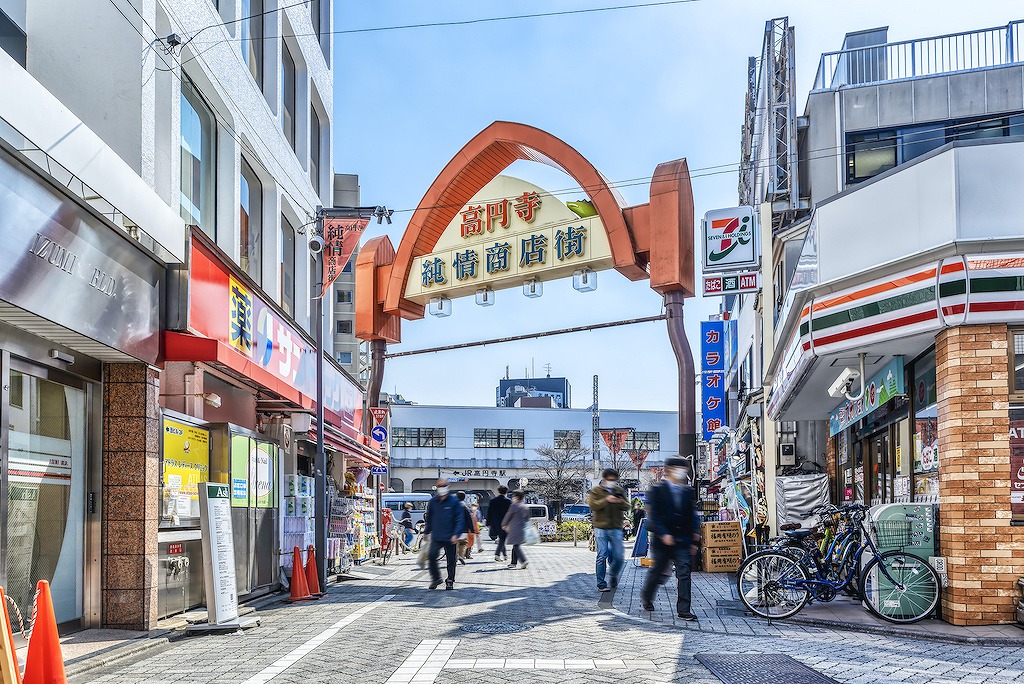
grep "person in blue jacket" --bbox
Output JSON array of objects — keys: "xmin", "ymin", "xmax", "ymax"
[{"xmin": 424, "ymin": 478, "xmax": 467, "ymax": 590}]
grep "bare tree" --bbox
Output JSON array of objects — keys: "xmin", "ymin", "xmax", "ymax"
[{"xmin": 532, "ymin": 442, "xmax": 590, "ymax": 522}]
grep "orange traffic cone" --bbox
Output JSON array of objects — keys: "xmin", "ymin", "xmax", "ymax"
[
  {"xmin": 22, "ymin": 581, "xmax": 64, "ymax": 684},
  {"xmin": 0, "ymin": 588, "xmax": 21, "ymax": 684},
  {"xmin": 305, "ymin": 546, "xmax": 324, "ymax": 598},
  {"xmin": 284, "ymin": 547, "xmax": 313, "ymax": 603}
]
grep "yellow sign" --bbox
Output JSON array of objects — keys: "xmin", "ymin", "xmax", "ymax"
[
  {"xmin": 896, "ymin": 446, "xmax": 902, "ymax": 470},
  {"xmin": 404, "ymin": 175, "xmax": 614, "ymax": 304},
  {"xmin": 162, "ymin": 418, "xmax": 211, "ymax": 517},
  {"xmin": 228, "ymin": 275, "xmax": 254, "ymax": 357}
]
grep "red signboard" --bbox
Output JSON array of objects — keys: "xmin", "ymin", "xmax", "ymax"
[
  {"xmin": 167, "ymin": 543, "xmax": 183, "ymax": 555},
  {"xmin": 319, "ymin": 218, "xmax": 368, "ymax": 298},
  {"xmin": 370, "ymin": 407, "xmax": 390, "ymax": 426},
  {"xmin": 185, "ymin": 239, "xmax": 363, "ymax": 438},
  {"xmin": 703, "ymin": 270, "xmax": 760, "ymax": 297},
  {"xmin": 600, "ymin": 429, "xmax": 631, "ymax": 457}
]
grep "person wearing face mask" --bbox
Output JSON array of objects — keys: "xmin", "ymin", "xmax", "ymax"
[
  {"xmin": 640, "ymin": 455, "xmax": 702, "ymax": 620},
  {"xmin": 423, "ymin": 478, "xmax": 467, "ymax": 590},
  {"xmin": 587, "ymin": 468, "xmax": 631, "ymax": 592}
]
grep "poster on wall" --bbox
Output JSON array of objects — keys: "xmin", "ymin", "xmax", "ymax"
[
  {"xmin": 162, "ymin": 418, "xmax": 211, "ymax": 520},
  {"xmin": 1011, "ymin": 409, "xmax": 1024, "ymax": 524},
  {"xmin": 230, "ymin": 435, "xmax": 277, "ymax": 509}
]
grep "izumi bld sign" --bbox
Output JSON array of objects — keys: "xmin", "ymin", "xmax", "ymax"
[{"xmin": 702, "ymin": 206, "xmax": 758, "ymax": 272}]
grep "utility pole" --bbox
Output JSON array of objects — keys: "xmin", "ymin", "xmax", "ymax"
[{"xmin": 592, "ymin": 374, "xmax": 600, "ymax": 481}]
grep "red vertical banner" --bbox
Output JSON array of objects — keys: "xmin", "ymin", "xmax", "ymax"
[
  {"xmin": 319, "ymin": 217, "xmax": 369, "ymax": 298},
  {"xmin": 1011, "ymin": 409, "xmax": 1024, "ymax": 523}
]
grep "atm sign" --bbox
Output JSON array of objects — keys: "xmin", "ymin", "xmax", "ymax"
[{"xmin": 703, "ymin": 271, "xmax": 759, "ymax": 297}]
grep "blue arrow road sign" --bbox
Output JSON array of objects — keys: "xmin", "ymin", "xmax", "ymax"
[
  {"xmin": 370, "ymin": 465, "xmax": 388, "ymax": 475},
  {"xmin": 371, "ymin": 425, "xmax": 388, "ymax": 443}
]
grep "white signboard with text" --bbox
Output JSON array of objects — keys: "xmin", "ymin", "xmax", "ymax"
[
  {"xmin": 199, "ymin": 482, "xmax": 239, "ymax": 624},
  {"xmin": 702, "ymin": 206, "xmax": 758, "ymax": 273}
]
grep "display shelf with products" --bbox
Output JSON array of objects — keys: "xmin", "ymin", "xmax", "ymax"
[{"xmin": 341, "ymin": 482, "xmax": 379, "ymax": 564}]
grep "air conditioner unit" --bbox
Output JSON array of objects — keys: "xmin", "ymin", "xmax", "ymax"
[{"xmin": 779, "ymin": 443, "xmax": 796, "ymax": 466}]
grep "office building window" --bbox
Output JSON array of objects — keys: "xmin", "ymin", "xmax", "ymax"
[
  {"xmin": 241, "ymin": 0, "xmax": 263, "ymax": 87},
  {"xmin": 393, "ymin": 428, "xmax": 446, "ymax": 448},
  {"xmin": 336, "ymin": 320, "xmax": 352, "ymax": 335},
  {"xmin": 342, "ymin": 260, "xmax": 353, "ymax": 274},
  {"xmin": 336, "ymin": 351, "xmax": 353, "ymax": 365},
  {"xmin": 282, "ymin": 42, "xmax": 296, "ymax": 151},
  {"xmin": 280, "ymin": 215, "xmax": 296, "ymax": 316},
  {"xmin": 336, "ymin": 290, "xmax": 352, "ymax": 304},
  {"xmin": 846, "ymin": 131, "xmax": 897, "ymax": 184},
  {"xmin": 239, "ymin": 158, "xmax": 262, "ymax": 284},
  {"xmin": 474, "ymin": 428, "xmax": 525, "ymax": 449},
  {"xmin": 623, "ymin": 431, "xmax": 660, "ymax": 452},
  {"xmin": 554, "ymin": 430, "xmax": 581, "ymax": 449},
  {"xmin": 310, "ymin": 105, "xmax": 321, "ymax": 192},
  {"xmin": 180, "ymin": 77, "xmax": 217, "ymax": 238}
]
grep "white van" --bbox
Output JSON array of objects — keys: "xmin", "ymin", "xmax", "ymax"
[
  {"xmin": 527, "ymin": 504, "xmax": 549, "ymax": 524},
  {"xmin": 382, "ymin": 493, "xmax": 432, "ymax": 526}
]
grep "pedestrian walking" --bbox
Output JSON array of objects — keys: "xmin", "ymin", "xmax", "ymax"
[
  {"xmin": 501, "ymin": 490, "xmax": 531, "ymax": 569},
  {"xmin": 455, "ymin": 491, "xmax": 476, "ymax": 563},
  {"xmin": 424, "ymin": 478, "xmax": 467, "ymax": 590},
  {"xmin": 640, "ymin": 456, "xmax": 701, "ymax": 620},
  {"xmin": 471, "ymin": 503, "xmax": 485, "ymax": 553},
  {"xmin": 587, "ymin": 468, "xmax": 630, "ymax": 592},
  {"xmin": 630, "ymin": 501, "xmax": 647, "ymax": 541},
  {"xmin": 400, "ymin": 502, "xmax": 415, "ymax": 553},
  {"xmin": 486, "ymin": 486, "xmax": 511, "ymax": 562}
]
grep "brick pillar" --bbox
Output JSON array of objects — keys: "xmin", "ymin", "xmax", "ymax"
[
  {"xmin": 936, "ymin": 324, "xmax": 1024, "ymax": 625},
  {"xmin": 102, "ymin": 363, "xmax": 161, "ymax": 630}
]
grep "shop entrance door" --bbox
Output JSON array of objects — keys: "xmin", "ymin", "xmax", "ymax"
[
  {"xmin": 866, "ymin": 429, "xmax": 892, "ymax": 505},
  {"xmin": 1, "ymin": 357, "xmax": 88, "ymax": 627},
  {"xmin": 228, "ymin": 432, "xmax": 279, "ymax": 597}
]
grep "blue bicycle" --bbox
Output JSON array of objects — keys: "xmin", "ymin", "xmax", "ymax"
[{"xmin": 736, "ymin": 504, "xmax": 941, "ymax": 624}]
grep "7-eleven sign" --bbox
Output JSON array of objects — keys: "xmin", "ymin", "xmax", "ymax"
[
  {"xmin": 370, "ymin": 407, "xmax": 390, "ymax": 426},
  {"xmin": 702, "ymin": 206, "xmax": 758, "ymax": 272}
]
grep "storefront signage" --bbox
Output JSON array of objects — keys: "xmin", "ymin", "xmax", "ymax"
[
  {"xmin": 403, "ymin": 176, "xmax": 616, "ymax": 304},
  {"xmin": 188, "ymin": 240, "xmax": 362, "ymax": 438},
  {"xmin": 703, "ymin": 271, "xmax": 759, "ymax": 297},
  {"xmin": 828, "ymin": 357, "xmax": 905, "ymax": 436},
  {"xmin": 0, "ymin": 150, "xmax": 162, "ymax": 362},
  {"xmin": 161, "ymin": 418, "xmax": 211, "ymax": 520},
  {"xmin": 1011, "ymin": 409, "xmax": 1024, "ymax": 524},
  {"xmin": 319, "ymin": 217, "xmax": 369, "ymax": 298},
  {"xmin": 702, "ymin": 206, "xmax": 758, "ymax": 273},
  {"xmin": 701, "ymin": 321, "xmax": 728, "ymax": 441},
  {"xmin": 449, "ymin": 469, "xmax": 508, "ymax": 479},
  {"xmin": 198, "ymin": 483, "xmax": 239, "ymax": 625},
  {"xmin": 230, "ymin": 435, "xmax": 277, "ymax": 509}
]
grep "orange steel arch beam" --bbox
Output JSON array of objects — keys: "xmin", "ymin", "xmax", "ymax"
[{"xmin": 383, "ymin": 121, "xmax": 647, "ymax": 319}]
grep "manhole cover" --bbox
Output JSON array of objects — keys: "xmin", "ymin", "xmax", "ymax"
[
  {"xmin": 695, "ymin": 654, "xmax": 838, "ymax": 684},
  {"xmin": 460, "ymin": 622, "xmax": 533, "ymax": 634}
]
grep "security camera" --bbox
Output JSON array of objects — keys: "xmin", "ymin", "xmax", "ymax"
[
  {"xmin": 827, "ymin": 367, "xmax": 861, "ymax": 399},
  {"xmin": 309, "ymin": 235, "xmax": 325, "ymax": 253}
]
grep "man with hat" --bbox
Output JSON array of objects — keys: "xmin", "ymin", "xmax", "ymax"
[{"xmin": 640, "ymin": 455, "xmax": 701, "ymax": 620}]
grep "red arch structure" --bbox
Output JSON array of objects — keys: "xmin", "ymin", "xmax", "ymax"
[{"xmin": 355, "ymin": 120, "xmax": 697, "ymax": 455}]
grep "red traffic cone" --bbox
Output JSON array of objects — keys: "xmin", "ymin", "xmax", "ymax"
[
  {"xmin": 305, "ymin": 546, "xmax": 324, "ymax": 598},
  {"xmin": 23, "ymin": 581, "xmax": 64, "ymax": 684},
  {"xmin": 0, "ymin": 588, "xmax": 22, "ymax": 684},
  {"xmin": 284, "ymin": 547, "xmax": 313, "ymax": 603}
]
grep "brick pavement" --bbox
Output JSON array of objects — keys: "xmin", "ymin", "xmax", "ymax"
[{"xmin": 74, "ymin": 542, "xmax": 1024, "ymax": 684}]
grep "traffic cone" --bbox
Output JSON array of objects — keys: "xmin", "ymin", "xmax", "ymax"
[
  {"xmin": 0, "ymin": 589, "xmax": 21, "ymax": 684},
  {"xmin": 22, "ymin": 580, "xmax": 64, "ymax": 684},
  {"xmin": 284, "ymin": 547, "xmax": 313, "ymax": 603},
  {"xmin": 305, "ymin": 546, "xmax": 324, "ymax": 598}
]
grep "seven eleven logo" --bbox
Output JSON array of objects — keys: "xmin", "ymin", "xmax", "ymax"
[{"xmin": 708, "ymin": 214, "xmax": 752, "ymax": 263}]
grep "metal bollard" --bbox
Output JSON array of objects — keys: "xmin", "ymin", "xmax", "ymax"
[{"xmin": 573, "ymin": 526, "xmax": 578, "ymax": 547}]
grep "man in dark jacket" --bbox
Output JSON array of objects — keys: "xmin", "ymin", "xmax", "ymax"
[
  {"xmin": 424, "ymin": 478, "xmax": 467, "ymax": 590},
  {"xmin": 641, "ymin": 456, "xmax": 702, "ymax": 620},
  {"xmin": 486, "ymin": 486, "xmax": 511, "ymax": 562},
  {"xmin": 587, "ymin": 468, "xmax": 630, "ymax": 591}
]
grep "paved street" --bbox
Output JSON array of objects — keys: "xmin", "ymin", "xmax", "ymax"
[{"xmin": 74, "ymin": 542, "xmax": 1024, "ymax": 684}]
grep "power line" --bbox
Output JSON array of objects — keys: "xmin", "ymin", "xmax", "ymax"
[{"xmin": 177, "ymin": 0, "xmax": 309, "ymax": 55}]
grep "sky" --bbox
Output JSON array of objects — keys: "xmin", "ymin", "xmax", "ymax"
[{"xmin": 331, "ymin": 0, "xmax": 1018, "ymax": 412}]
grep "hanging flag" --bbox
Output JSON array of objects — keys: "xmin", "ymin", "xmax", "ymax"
[
  {"xmin": 599, "ymin": 428, "xmax": 631, "ymax": 457},
  {"xmin": 625, "ymin": 450, "xmax": 649, "ymax": 469},
  {"xmin": 318, "ymin": 217, "xmax": 369, "ymax": 298}
]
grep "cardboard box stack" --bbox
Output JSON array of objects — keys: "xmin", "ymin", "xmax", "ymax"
[{"xmin": 700, "ymin": 521, "xmax": 743, "ymax": 572}]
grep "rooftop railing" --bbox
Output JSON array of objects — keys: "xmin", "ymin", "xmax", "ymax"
[{"xmin": 812, "ymin": 20, "xmax": 1024, "ymax": 91}]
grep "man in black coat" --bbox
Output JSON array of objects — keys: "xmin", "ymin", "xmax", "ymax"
[
  {"xmin": 486, "ymin": 486, "xmax": 511, "ymax": 561},
  {"xmin": 641, "ymin": 455, "xmax": 702, "ymax": 620}
]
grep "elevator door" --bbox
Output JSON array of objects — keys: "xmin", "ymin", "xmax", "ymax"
[{"xmin": 3, "ymin": 359, "xmax": 87, "ymax": 626}]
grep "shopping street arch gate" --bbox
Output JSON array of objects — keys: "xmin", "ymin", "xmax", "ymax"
[{"xmin": 354, "ymin": 121, "xmax": 699, "ymax": 463}]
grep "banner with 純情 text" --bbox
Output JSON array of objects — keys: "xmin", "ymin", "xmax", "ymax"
[
  {"xmin": 701, "ymin": 321, "xmax": 727, "ymax": 442},
  {"xmin": 319, "ymin": 217, "xmax": 369, "ymax": 298}
]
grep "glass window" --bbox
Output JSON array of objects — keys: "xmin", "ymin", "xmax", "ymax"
[
  {"xmin": 342, "ymin": 260, "xmax": 353, "ymax": 274},
  {"xmin": 310, "ymin": 105, "xmax": 320, "ymax": 192},
  {"xmin": 336, "ymin": 351, "xmax": 352, "ymax": 365},
  {"xmin": 336, "ymin": 319, "xmax": 352, "ymax": 335},
  {"xmin": 900, "ymin": 124, "xmax": 945, "ymax": 162},
  {"xmin": 912, "ymin": 352, "xmax": 939, "ymax": 502},
  {"xmin": 554, "ymin": 430, "xmax": 581, "ymax": 449},
  {"xmin": 336, "ymin": 290, "xmax": 352, "ymax": 304},
  {"xmin": 180, "ymin": 77, "xmax": 216, "ymax": 238},
  {"xmin": 239, "ymin": 157, "xmax": 262, "ymax": 284},
  {"xmin": 281, "ymin": 42, "xmax": 296, "ymax": 151},
  {"xmin": 950, "ymin": 117, "xmax": 1008, "ymax": 141},
  {"xmin": 1012, "ymin": 329, "xmax": 1024, "ymax": 395},
  {"xmin": 474, "ymin": 428, "xmax": 524, "ymax": 449},
  {"xmin": 280, "ymin": 215, "xmax": 296, "ymax": 316},
  {"xmin": 392, "ymin": 428, "xmax": 445, "ymax": 448},
  {"xmin": 624, "ymin": 431, "xmax": 660, "ymax": 452},
  {"xmin": 241, "ymin": 0, "xmax": 263, "ymax": 87},
  {"xmin": 846, "ymin": 131, "xmax": 897, "ymax": 184}
]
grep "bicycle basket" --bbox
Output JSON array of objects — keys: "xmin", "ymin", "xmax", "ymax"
[{"xmin": 872, "ymin": 519, "xmax": 912, "ymax": 548}]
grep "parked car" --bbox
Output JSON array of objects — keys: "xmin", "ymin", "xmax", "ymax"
[
  {"xmin": 527, "ymin": 504, "xmax": 550, "ymax": 524},
  {"xmin": 560, "ymin": 503, "xmax": 592, "ymax": 522}
]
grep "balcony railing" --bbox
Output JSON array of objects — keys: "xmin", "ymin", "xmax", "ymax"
[{"xmin": 812, "ymin": 20, "xmax": 1024, "ymax": 91}]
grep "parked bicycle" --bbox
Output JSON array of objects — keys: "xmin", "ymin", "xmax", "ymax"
[{"xmin": 736, "ymin": 503, "xmax": 940, "ymax": 624}]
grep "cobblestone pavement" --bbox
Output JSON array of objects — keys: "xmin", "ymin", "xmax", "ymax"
[{"xmin": 76, "ymin": 543, "xmax": 1024, "ymax": 684}]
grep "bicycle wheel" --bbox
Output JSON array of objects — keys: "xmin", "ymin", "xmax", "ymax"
[
  {"xmin": 381, "ymin": 537, "xmax": 393, "ymax": 565},
  {"xmin": 860, "ymin": 551, "xmax": 940, "ymax": 624},
  {"xmin": 736, "ymin": 551, "xmax": 810, "ymax": 620}
]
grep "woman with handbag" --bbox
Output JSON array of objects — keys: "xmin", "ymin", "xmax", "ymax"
[{"xmin": 501, "ymin": 490, "xmax": 532, "ymax": 569}]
